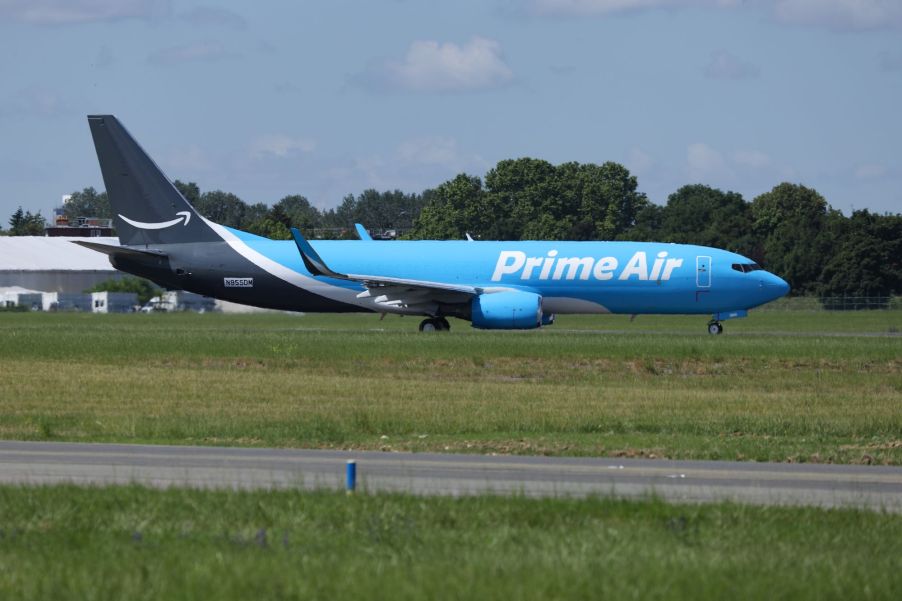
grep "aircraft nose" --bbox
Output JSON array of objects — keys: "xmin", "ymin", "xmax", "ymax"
[{"xmin": 763, "ymin": 272, "xmax": 790, "ymax": 299}]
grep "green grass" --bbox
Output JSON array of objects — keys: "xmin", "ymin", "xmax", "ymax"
[
  {"xmin": 0, "ymin": 311, "xmax": 899, "ymax": 463},
  {"xmin": 0, "ymin": 485, "xmax": 899, "ymax": 600}
]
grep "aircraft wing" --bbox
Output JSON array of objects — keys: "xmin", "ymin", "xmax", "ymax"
[{"xmin": 290, "ymin": 228, "xmax": 478, "ymax": 311}]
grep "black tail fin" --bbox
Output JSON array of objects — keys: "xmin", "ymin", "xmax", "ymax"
[{"xmin": 87, "ymin": 115, "xmax": 220, "ymax": 246}]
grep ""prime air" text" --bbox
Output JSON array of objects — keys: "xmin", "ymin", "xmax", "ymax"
[{"xmin": 491, "ymin": 251, "xmax": 684, "ymax": 282}]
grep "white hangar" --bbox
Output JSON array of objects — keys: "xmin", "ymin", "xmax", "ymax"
[{"xmin": 0, "ymin": 236, "xmax": 121, "ymax": 293}]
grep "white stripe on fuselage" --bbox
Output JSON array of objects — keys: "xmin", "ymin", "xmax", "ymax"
[
  {"xmin": 203, "ymin": 219, "xmax": 365, "ymax": 307},
  {"xmin": 203, "ymin": 219, "xmax": 428, "ymax": 313}
]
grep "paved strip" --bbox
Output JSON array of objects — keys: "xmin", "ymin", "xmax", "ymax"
[{"xmin": 0, "ymin": 441, "xmax": 900, "ymax": 512}]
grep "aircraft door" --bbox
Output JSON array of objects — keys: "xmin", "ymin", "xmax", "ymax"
[{"xmin": 696, "ymin": 256, "xmax": 711, "ymax": 288}]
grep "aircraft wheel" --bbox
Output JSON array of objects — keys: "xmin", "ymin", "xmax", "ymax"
[
  {"xmin": 707, "ymin": 321, "xmax": 723, "ymax": 335},
  {"xmin": 419, "ymin": 318, "xmax": 438, "ymax": 332}
]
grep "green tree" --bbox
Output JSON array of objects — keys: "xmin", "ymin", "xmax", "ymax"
[
  {"xmin": 274, "ymin": 195, "xmax": 320, "ymax": 231},
  {"xmin": 655, "ymin": 185, "xmax": 756, "ymax": 257},
  {"xmin": 482, "ymin": 158, "xmax": 559, "ymax": 240},
  {"xmin": 8, "ymin": 206, "xmax": 46, "ymax": 235},
  {"xmin": 173, "ymin": 180, "xmax": 201, "ymax": 205},
  {"xmin": 322, "ymin": 189, "xmax": 426, "ymax": 238},
  {"xmin": 624, "ymin": 203, "xmax": 665, "ymax": 242},
  {"xmin": 193, "ymin": 191, "xmax": 249, "ymax": 228},
  {"xmin": 408, "ymin": 159, "xmax": 647, "ymax": 241},
  {"xmin": 751, "ymin": 183, "xmax": 832, "ymax": 294},
  {"xmin": 356, "ymin": 189, "xmax": 420, "ymax": 233},
  {"xmin": 817, "ymin": 210, "xmax": 902, "ymax": 306},
  {"xmin": 572, "ymin": 162, "xmax": 648, "ymax": 240},
  {"xmin": 63, "ymin": 187, "xmax": 111, "ymax": 221},
  {"xmin": 246, "ymin": 204, "xmax": 293, "ymax": 240},
  {"xmin": 87, "ymin": 276, "xmax": 161, "ymax": 304},
  {"xmin": 244, "ymin": 202, "xmax": 270, "ymax": 227},
  {"xmin": 408, "ymin": 174, "xmax": 485, "ymax": 240},
  {"xmin": 8, "ymin": 207, "xmax": 24, "ymax": 232}
]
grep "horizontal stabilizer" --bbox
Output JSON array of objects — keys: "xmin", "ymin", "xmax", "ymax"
[{"xmin": 71, "ymin": 240, "xmax": 167, "ymax": 258}]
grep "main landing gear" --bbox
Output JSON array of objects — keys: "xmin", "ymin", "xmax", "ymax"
[
  {"xmin": 707, "ymin": 320, "xmax": 724, "ymax": 335},
  {"xmin": 419, "ymin": 317, "xmax": 451, "ymax": 332}
]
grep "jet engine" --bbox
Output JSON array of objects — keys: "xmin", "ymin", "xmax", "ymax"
[{"xmin": 471, "ymin": 291, "xmax": 543, "ymax": 330}]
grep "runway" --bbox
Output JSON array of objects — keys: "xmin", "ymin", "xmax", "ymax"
[{"xmin": 1, "ymin": 440, "xmax": 900, "ymax": 512}]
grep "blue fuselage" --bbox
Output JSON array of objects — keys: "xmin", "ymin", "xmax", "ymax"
[{"xmin": 221, "ymin": 231, "xmax": 789, "ymax": 316}]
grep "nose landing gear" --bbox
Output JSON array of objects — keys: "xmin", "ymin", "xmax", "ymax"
[{"xmin": 707, "ymin": 320, "xmax": 723, "ymax": 335}]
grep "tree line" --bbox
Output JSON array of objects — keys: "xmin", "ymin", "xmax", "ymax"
[
  {"xmin": 2, "ymin": 157, "xmax": 899, "ymax": 299},
  {"xmin": 5, "ymin": 207, "xmax": 47, "ymax": 235}
]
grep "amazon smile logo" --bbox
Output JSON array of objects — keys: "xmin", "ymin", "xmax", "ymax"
[{"xmin": 118, "ymin": 211, "xmax": 192, "ymax": 230}]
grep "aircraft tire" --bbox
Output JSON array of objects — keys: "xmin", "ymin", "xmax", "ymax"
[
  {"xmin": 419, "ymin": 318, "xmax": 438, "ymax": 332},
  {"xmin": 437, "ymin": 317, "xmax": 451, "ymax": 331},
  {"xmin": 708, "ymin": 322, "xmax": 723, "ymax": 335}
]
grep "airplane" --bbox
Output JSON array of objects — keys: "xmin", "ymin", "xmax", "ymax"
[{"xmin": 76, "ymin": 115, "xmax": 789, "ymax": 334}]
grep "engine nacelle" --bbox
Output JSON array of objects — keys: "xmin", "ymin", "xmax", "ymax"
[{"xmin": 471, "ymin": 291, "xmax": 542, "ymax": 330}]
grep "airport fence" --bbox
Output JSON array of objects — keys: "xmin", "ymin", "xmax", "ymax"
[{"xmin": 757, "ymin": 296, "xmax": 901, "ymax": 311}]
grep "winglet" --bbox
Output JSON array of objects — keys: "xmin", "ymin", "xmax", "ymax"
[
  {"xmin": 354, "ymin": 223, "xmax": 372, "ymax": 241},
  {"xmin": 290, "ymin": 227, "xmax": 347, "ymax": 279}
]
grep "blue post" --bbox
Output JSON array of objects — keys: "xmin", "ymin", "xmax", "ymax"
[{"xmin": 346, "ymin": 460, "xmax": 357, "ymax": 493}]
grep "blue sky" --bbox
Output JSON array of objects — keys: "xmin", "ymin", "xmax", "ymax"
[{"xmin": 1, "ymin": 0, "xmax": 900, "ymax": 222}]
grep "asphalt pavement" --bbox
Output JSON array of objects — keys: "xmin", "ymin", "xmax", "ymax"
[{"xmin": 1, "ymin": 440, "xmax": 899, "ymax": 511}]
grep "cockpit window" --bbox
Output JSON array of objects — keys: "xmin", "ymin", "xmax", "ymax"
[{"xmin": 732, "ymin": 263, "xmax": 763, "ymax": 273}]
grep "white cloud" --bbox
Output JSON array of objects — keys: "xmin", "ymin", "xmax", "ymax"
[
  {"xmin": 526, "ymin": 0, "xmax": 902, "ymax": 30},
  {"xmin": 181, "ymin": 6, "xmax": 247, "ymax": 30},
  {"xmin": 320, "ymin": 137, "xmax": 488, "ymax": 202},
  {"xmin": 249, "ymin": 134, "xmax": 316, "ymax": 160},
  {"xmin": 854, "ymin": 163, "xmax": 887, "ymax": 179},
  {"xmin": 626, "ymin": 147, "xmax": 655, "ymax": 175},
  {"xmin": 397, "ymin": 137, "xmax": 461, "ymax": 167},
  {"xmin": 0, "ymin": 0, "xmax": 169, "ymax": 25},
  {"xmin": 357, "ymin": 136, "xmax": 480, "ymax": 181},
  {"xmin": 704, "ymin": 50, "xmax": 760, "ymax": 80},
  {"xmin": 148, "ymin": 41, "xmax": 236, "ymax": 66},
  {"xmin": 368, "ymin": 37, "xmax": 513, "ymax": 92},
  {"xmin": 529, "ymin": 0, "xmax": 740, "ymax": 17},
  {"xmin": 683, "ymin": 144, "xmax": 789, "ymax": 188},
  {"xmin": 687, "ymin": 142, "xmax": 729, "ymax": 180},
  {"xmin": 773, "ymin": 0, "xmax": 902, "ymax": 31},
  {"xmin": 732, "ymin": 149, "xmax": 771, "ymax": 168},
  {"xmin": 163, "ymin": 145, "xmax": 212, "ymax": 174}
]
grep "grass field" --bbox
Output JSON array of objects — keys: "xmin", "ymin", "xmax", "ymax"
[
  {"xmin": 0, "ymin": 310, "xmax": 899, "ymax": 463},
  {"xmin": 0, "ymin": 485, "xmax": 899, "ymax": 600}
]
